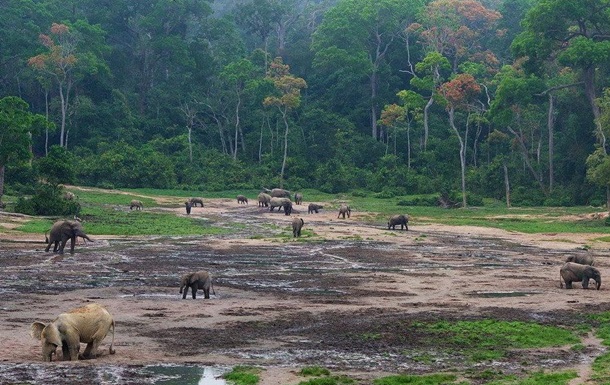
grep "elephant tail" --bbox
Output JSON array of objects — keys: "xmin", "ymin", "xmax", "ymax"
[
  {"xmin": 211, "ymin": 280, "xmax": 216, "ymax": 296},
  {"xmin": 109, "ymin": 319, "xmax": 116, "ymax": 355},
  {"xmin": 559, "ymin": 271, "xmax": 563, "ymax": 289},
  {"xmin": 44, "ymin": 230, "xmax": 49, "ymax": 244}
]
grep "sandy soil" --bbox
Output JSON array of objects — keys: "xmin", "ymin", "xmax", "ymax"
[{"xmin": 1, "ymin": 191, "xmax": 610, "ymax": 384}]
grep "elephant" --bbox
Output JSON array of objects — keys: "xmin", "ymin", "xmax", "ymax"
[
  {"xmin": 337, "ymin": 204, "xmax": 351, "ymax": 219},
  {"xmin": 258, "ymin": 193, "xmax": 271, "ymax": 207},
  {"xmin": 388, "ymin": 214, "xmax": 409, "ymax": 231},
  {"xmin": 45, "ymin": 220, "xmax": 93, "ymax": 254},
  {"xmin": 560, "ymin": 262, "xmax": 601, "ymax": 290},
  {"xmin": 180, "ymin": 271, "xmax": 215, "ymax": 299},
  {"xmin": 308, "ymin": 203, "xmax": 323, "ymax": 214},
  {"xmin": 63, "ymin": 192, "xmax": 76, "ymax": 200},
  {"xmin": 31, "ymin": 303, "xmax": 115, "ymax": 362},
  {"xmin": 185, "ymin": 201, "xmax": 192, "ymax": 215},
  {"xmin": 294, "ymin": 192, "xmax": 303, "ymax": 205},
  {"xmin": 269, "ymin": 197, "xmax": 292, "ymax": 212},
  {"xmin": 237, "ymin": 195, "xmax": 248, "ymax": 204},
  {"xmin": 189, "ymin": 197, "xmax": 204, "ymax": 207},
  {"xmin": 292, "ymin": 217, "xmax": 304, "ymax": 237},
  {"xmin": 130, "ymin": 200, "xmax": 143, "ymax": 210},
  {"xmin": 565, "ymin": 255, "xmax": 595, "ymax": 266},
  {"xmin": 264, "ymin": 188, "xmax": 291, "ymax": 199}
]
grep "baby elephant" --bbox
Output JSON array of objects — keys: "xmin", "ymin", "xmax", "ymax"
[
  {"xmin": 337, "ymin": 204, "xmax": 351, "ymax": 219},
  {"xmin": 308, "ymin": 203, "xmax": 323, "ymax": 214},
  {"xmin": 130, "ymin": 200, "xmax": 143, "ymax": 210},
  {"xmin": 565, "ymin": 255, "xmax": 595, "ymax": 266},
  {"xmin": 292, "ymin": 217, "xmax": 304, "ymax": 237},
  {"xmin": 237, "ymin": 195, "xmax": 248, "ymax": 204},
  {"xmin": 388, "ymin": 214, "xmax": 409, "ymax": 231},
  {"xmin": 31, "ymin": 303, "xmax": 115, "ymax": 362},
  {"xmin": 560, "ymin": 262, "xmax": 601, "ymax": 290},
  {"xmin": 180, "ymin": 271, "xmax": 215, "ymax": 299}
]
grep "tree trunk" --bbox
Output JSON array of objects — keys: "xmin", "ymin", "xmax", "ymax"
[
  {"xmin": 547, "ymin": 93, "xmax": 555, "ymax": 192},
  {"xmin": 279, "ymin": 107, "xmax": 289, "ymax": 189},
  {"xmin": 503, "ymin": 161, "xmax": 510, "ymax": 208},
  {"xmin": 448, "ymin": 108, "xmax": 467, "ymax": 208},
  {"xmin": 0, "ymin": 165, "xmax": 5, "ymax": 208},
  {"xmin": 370, "ymin": 71, "xmax": 378, "ymax": 139},
  {"xmin": 583, "ymin": 66, "xmax": 606, "ymax": 153},
  {"xmin": 423, "ymin": 96, "xmax": 433, "ymax": 151}
]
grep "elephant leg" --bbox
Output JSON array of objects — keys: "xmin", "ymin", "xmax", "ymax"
[
  {"xmin": 204, "ymin": 288, "xmax": 210, "ymax": 299},
  {"xmin": 182, "ymin": 287, "xmax": 188, "ymax": 299},
  {"xmin": 191, "ymin": 285, "xmax": 197, "ymax": 299},
  {"xmin": 58, "ymin": 238, "xmax": 69, "ymax": 254},
  {"xmin": 69, "ymin": 236, "xmax": 76, "ymax": 253},
  {"xmin": 582, "ymin": 277, "xmax": 589, "ymax": 289},
  {"xmin": 45, "ymin": 241, "xmax": 52, "ymax": 252},
  {"xmin": 83, "ymin": 342, "xmax": 94, "ymax": 358},
  {"xmin": 565, "ymin": 281, "xmax": 573, "ymax": 289}
]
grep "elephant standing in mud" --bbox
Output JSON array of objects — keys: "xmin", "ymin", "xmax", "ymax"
[
  {"xmin": 308, "ymin": 203, "xmax": 323, "ymax": 214},
  {"xmin": 189, "ymin": 197, "xmax": 204, "ymax": 207},
  {"xmin": 565, "ymin": 255, "xmax": 595, "ymax": 266},
  {"xmin": 294, "ymin": 193, "xmax": 303, "ymax": 205},
  {"xmin": 237, "ymin": 195, "xmax": 248, "ymax": 204},
  {"xmin": 180, "ymin": 271, "xmax": 215, "ymax": 299},
  {"xmin": 130, "ymin": 200, "xmax": 143, "ymax": 210},
  {"xmin": 292, "ymin": 217, "xmax": 304, "ymax": 237},
  {"xmin": 45, "ymin": 220, "xmax": 93, "ymax": 254},
  {"xmin": 388, "ymin": 214, "xmax": 409, "ymax": 231},
  {"xmin": 258, "ymin": 193, "xmax": 271, "ymax": 207},
  {"xmin": 337, "ymin": 204, "xmax": 351, "ymax": 219},
  {"xmin": 270, "ymin": 197, "xmax": 292, "ymax": 213},
  {"xmin": 560, "ymin": 262, "xmax": 601, "ymax": 290},
  {"xmin": 31, "ymin": 303, "xmax": 115, "ymax": 362},
  {"xmin": 185, "ymin": 201, "xmax": 192, "ymax": 215},
  {"xmin": 264, "ymin": 188, "xmax": 291, "ymax": 199}
]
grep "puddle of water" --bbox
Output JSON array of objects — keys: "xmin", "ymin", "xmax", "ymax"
[
  {"xmin": 468, "ymin": 291, "xmax": 541, "ymax": 298},
  {"xmin": 144, "ymin": 365, "xmax": 227, "ymax": 385}
]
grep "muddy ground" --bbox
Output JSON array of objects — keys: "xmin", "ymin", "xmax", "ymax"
[{"xmin": 1, "ymin": 193, "xmax": 610, "ymax": 384}]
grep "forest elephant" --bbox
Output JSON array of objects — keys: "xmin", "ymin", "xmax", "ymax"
[
  {"xmin": 388, "ymin": 214, "xmax": 409, "ymax": 231},
  {"xmin": 560, "ymin": 262, "xmax": 601, "ymax": 290},
  {"xmin": 294, "ymin": 192, "xmax": 303, "ymax": 205},
  {"xmin": 269, "ymin": 197, "xmax": 292, "ymax": 212},
  {"xmin": 565, "ymin": 255, "xmax": 595, "ymax": 266},
  {"xmin": 30, "ymin": 303, "xmax": 115, "ymax": 362},
  {"xmin": 45, "ymin": 220, "xmax": 93, "ymax": 254},
  {"xmin": 130, "ymin": 200, "xmax": 143, "ymax": 210},
  {"xmin": 185, "ymin": 201, "xmax": 192, "ymax": 215},
  {"xmin": 292, "ymin": 217, "xmax": 304, "ymax": 237},
  {"xmin": 63, "ymin": 192, "xmax": 76, "ymax": 200},
  {"xmin": 258, "ymin": 193, "xmax": 271, "ymax": 207},
  {"xmin": 308, "ymin": 203, "xmax": 323, "ymax": 214},
  {"xmin": 264, "ymin": 188, "xmax": 291, "ymax": 199},
  {"xmin": 189, "ymin": 197, "xmax": 204, "ymax": 207},
  {"xmin": 237, "ymin": 195, "xmax": 248, "ymax": 204},
  {"xmin": 337, "ymin": 204, "xmax": 351, "ymax": 219},
  {"xmin": 180, "ymin": 270, "xmax": 215, "ymax": 299}
]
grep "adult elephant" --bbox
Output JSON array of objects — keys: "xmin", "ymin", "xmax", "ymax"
[
  {"xmin": 263, "ymin": 188, "xmax": 291, "ymax": 199},
  {"xmin": 258, "ymin": 193, "xmax": 271, "ymax": 207},
  {"xmin": 130, "ymin": 200, "xmax": 143, "ymax": 210},
  {"xmin": 180, "ymin": 271, "xmax": 215, "ymax": 299},
  {"xmin": 565, "ymin": 255, "xmax": 594, "ymax": 266},
  {"xmin": 31, "ymin": 303, "xmax": 115, "ymax": 361},
  {"xmin": 337, "ymin": 204, "xmax": 351, "ymax": 219},
  {"xmin": 45, "ymin": 220, "xmax": 93, "ymax": 254},
  {"xmin": 560, "ymin": 262, "xmax": 601, "ymax": 290},
  {"xmin": 388, "ymin": 214, "xmax": 409, "ymax": 230}
]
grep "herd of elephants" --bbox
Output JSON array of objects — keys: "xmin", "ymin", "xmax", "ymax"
[{"xmin": 31, "ymin": 187, "xmax": 601, "ymax": 363}]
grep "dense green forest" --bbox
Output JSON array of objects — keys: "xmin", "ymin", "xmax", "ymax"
[{"xmin": 3, "ymin": 0, "xmax": 610, "ymax": 212}]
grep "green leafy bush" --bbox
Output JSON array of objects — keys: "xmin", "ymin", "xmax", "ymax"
[{"xmin": 14, "ymin": 183, "xmax": 80, "ymax": 216}]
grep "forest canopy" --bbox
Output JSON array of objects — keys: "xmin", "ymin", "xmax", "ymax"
[{"xmin": 3, "ymin": 0, "xmax": 610, "ymax": 208}]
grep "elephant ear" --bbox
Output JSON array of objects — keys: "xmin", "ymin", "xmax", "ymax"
[
  {"xmin": 30, "ymin": 322, "xmax": 46, "ymax": 340},
  {"xmin": 42, "ymin": 323, "xmax": 62, "ymax": 347}
]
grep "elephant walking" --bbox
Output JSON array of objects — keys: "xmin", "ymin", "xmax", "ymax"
[
  {"xmin": 31, "ymin": 303, "xmax": 115, "ymax": 361},
  {"xmin": 292, "ymin": 217, "xmax": 304, "ymax": 237},
  {"xmin": 237, "ymin": 195, "xmax": 248, "ymax": 204},
  {"xmin": 180, "ymin": 271, "xmax": 215, "ymax": 299},
  {"xmin": 388, "ymin": 214, "xmax": 409, "ymax": 230},
  {"xmin": 560, "ymin": 262, "xmax": 601, "ymax": 290},
  {"xmin": 45, "ymin": 220, "xmax": 93, "ymax": 254},
  {"xmin": 337, "ymin": 204, "xmax": 351, "ymax": 219},
  {"xmin": 130, "ymin": 200, "xmax": 143, "ymax": 210},
  {"xmin": 308, "ymin": 203, "xmax": 323, "ymax": 214},
  {"xmin": 258, "ymin": 193, "xmax": 271, "ymax": 207},
  {"xmin": 294, "ymin": 193, "xmax": 303, "ymax": 205}
]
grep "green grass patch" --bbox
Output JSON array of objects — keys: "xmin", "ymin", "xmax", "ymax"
[
  {"xmin": 296, "ymin": 376, "xmax": 355, "ymax": 385},
  {"xmin": 484, "ymin": 371, "xmax": 577, "ymax": 385},
  {"xmin": 591, "ymin": 352, "xmax": 610, "ymax": 384},
  {"xmin": 299, "ymin": 366, "xmax": 331, "ymax": 376},
  {"xmin": 374, "ymin": 373, "xmax": 462, "ymax": 385},
  {"xmin": 222, "ymin": 366, "xmax": 260, "ymax": 385}
]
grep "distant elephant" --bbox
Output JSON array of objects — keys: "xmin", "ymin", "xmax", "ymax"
[
  {"xmin": 258, "ymin": 193, "xmax": 271, "ymax": 207},
  {"xmin": 560, "ymin": 262, "xmax": 601, "ymax": 290},
  {"xmin": 388, "ymin": 214, "xmax": 409, "ymax": 231},
  {"xmin": 185, "ymin": 201, "xmax": 192, "ymax": 215},
  {"xmin": 308, "ymin": 203, "xmax": 323, "ymax": 214},
  {"xmin": 189, "ymin": 197, "xmax": 204, "ymax": 207},
  {"xmin": 337, "ymin": 204, "xmax": 351, "ymax": 219},
  {"xmin": 130, "ymin": 200, "xmax": 143, "ymax": 210},
  {"xmin": 269, "ymin": 197, "xmax": 292, "ymax": 212},
  {"xmin": 180, "ymin": 270, "xmax": 215, "ymax": 299},
  {"xmin": 294, "ymin": 193, "xmax": 303, "ymax": 205},
  {"xmin": 63, "ymin": 192, "xmax": 76, "ymax": 200},
  {"xmin": 45, "ymin": 220, "xmax": 93, "ymax": 254},
  {"xmin": 31, "ymin": 303, "xmax": 115, "ymax": 362},
  {"xmin": 565, "ymin": 255, "xmax": 595, "ymax": 266},
  {"xmin": 264, "ymin": 188, "xmax": 291, "ymax": 199},
  {"xmin": 292, "ymin": 217, "xmax": 304, "ymax": 237},
  {"xmin": 237, "ymin": 195, "xmax": 248, "ymax": 204}
]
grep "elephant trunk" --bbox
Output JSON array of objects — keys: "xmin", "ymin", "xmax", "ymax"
[{"xmin": 596, "ymin": 278, "xmax": 601, "ymax": 290}]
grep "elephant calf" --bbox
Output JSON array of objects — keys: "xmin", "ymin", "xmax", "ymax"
[
  {"xmin": 130, "ymin": 200, "xmax": 143, "ymax": 210},
  {"xmin": 31, "ymin": 303, "xmax": 115, "ymax": 362},
  {"xmin": 388, "ymin": 214, "xmax": 409, "ymax": 231},
  {"xmin": 292, "ymin": 217, "xmax": 304, "ymax": 237},
  {"xmin": 294, "ymin": 192, "xmax": 303, "ymax": 205},
  {"xmin": 237, "ymin": 195, "xmax": 248, "ymax": 204},
  {"xmin": 308, "ymin": 203, "xmax": 323, "ymax": 214},
  {"xmin": 189, "ymin": 197, "xmax": 204, "ymax": 207},
  {"xmin": 560, "ymin": 262, "xmax": 601, "ymax": 290},
  {"xmin": 337, "ymin": 204, "xmax": 351, "ymax": 219},
  {"xmin": 258, "ymin": 192, "xmax": 271, "ymax": 207},
  {"xmin": 180, "ymin": 271, "xmax": 215, "ymax": 299}
]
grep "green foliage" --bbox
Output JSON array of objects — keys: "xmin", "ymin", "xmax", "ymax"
[
  {"xmin": 591, "ymin": 352, "xmax": 610, "ymax": 383},
  {"xmin": 14, "ymin": 183, "xmax": 80, "ymax": 216},
  {"xmin": 484, "ymin": 371, "xmax": 577, "ymax": 385},
  {"xmin": 296, "ymin": 376, "xmax": 354, "ymax": 385},
  {"xmin": 223, "ymin": 366, "xmax": 260, "ymax": 385},
  {"xmin": 299, "ymin": 367, "xmax": 331, "ymax": 377},
  {"xmin": 36, "ymin": 146, "xmax": 77, "ymax": 184},
  {"xmin": 374, "ymin": 373, "xmax": 459, "ymax": 385}
]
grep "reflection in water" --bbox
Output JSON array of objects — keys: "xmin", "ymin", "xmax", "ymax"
[{"xmin": 146, "ymin": 365, "xmax": 226, "ymax": 385}]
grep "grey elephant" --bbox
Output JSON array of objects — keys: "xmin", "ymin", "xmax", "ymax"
[
  {"xmin": 264, "ymin": 188, "xmax": 291, "ymax": 199},
  {"xmin": 337, "ymin": 204, "xmax": 351, "ymax": 219},
  {"xmin": 565, "ymin": 255, "xmax": 595, "ymax": 266},
  {"xmin": 45, "ymin": 220, "xmax": 93, "ymax": 254},
  {"xmin": 270, "ymin": 197, "xmax": 292, "ymax": 212},
  {"xmin": 180, "ymin": 270, "xmax": 215, "ymax": 299},
  {"xmin": 63, "ymin": 191, "xmax": 76, "ymax": 200},
  {"xmin": 189, "ymin": 197, "xmax": 204, "ymax": 207},
  {"xmin": 237, "ymin": 195, "xmax": 248, "ymax": 204},
  {"xmin": 130, "ymin": 200, "xmax": 143, "ymax": 210},
  {"xmin": 560, "ymin": 262, "xmax": 601, "ymax": 290},
  {"xmin": 388, "ymin": 214, "xmax": 409, "ymax": 230},
  {"xmin": 292, "ymin": 217, "xmax": 304, "ymax": 237},
  {"xmin": 185, "ymin": 201, "xmax": 192, "ymax": 215},
  {"xmin": 294, "ymin": 192, "xmax": 303, "ymax": 205},
  {"xmin": 258, "ymin": 192, "xmax": 271, "ymax": 207},
  {"xmin": 31, "ymin": 303, "xmax": 115, "ymax": 362},
  {"xmin": 308, "ymin": 203, "xmax": 323, "ymax": 214}
]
